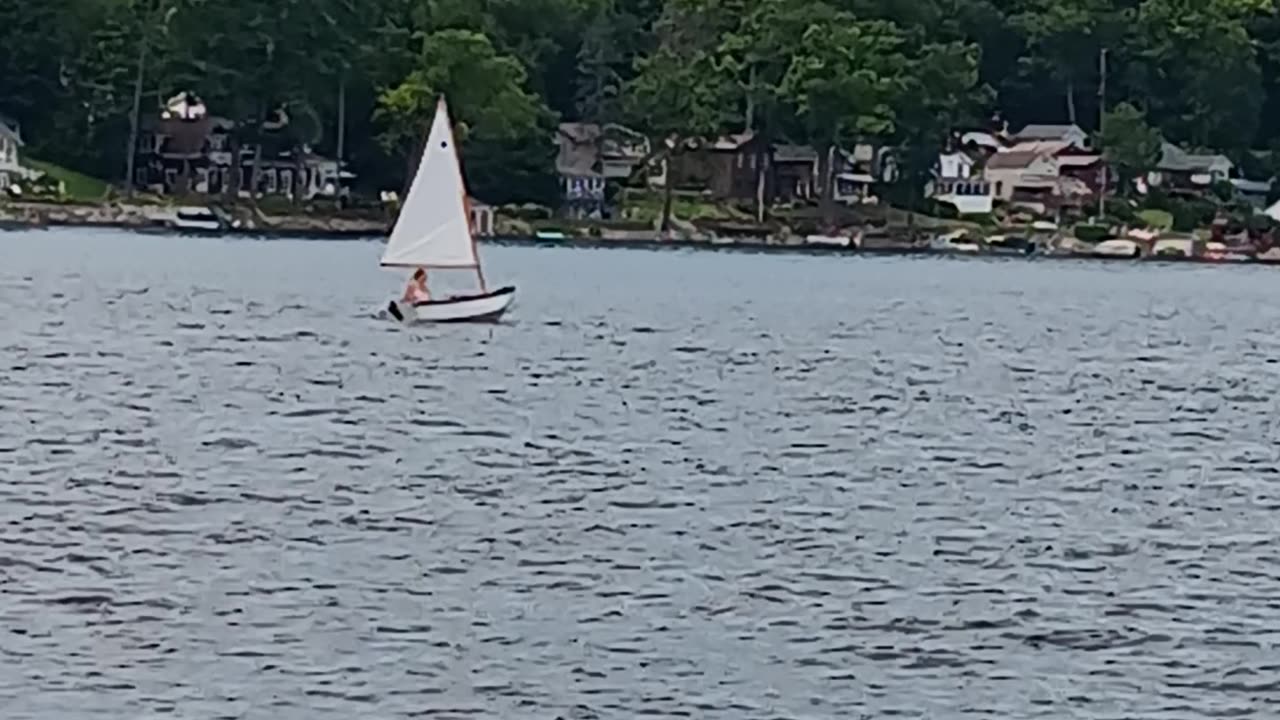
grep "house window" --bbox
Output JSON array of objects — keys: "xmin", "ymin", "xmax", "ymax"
[
  {"xmin": 164, "ymin": 168, "xmax": 177, "ymax": 189},
  {"xmin": 995, "ymin": 181, "xmax": 1004, "ymax": 196},
  {"xmin": 737, "ymin": 154, "xmax": 744, "ymax": 169},
  {"xmin": 264, "ymin": 169, "xmax": 277, "ymax": 193},
  {"xmin": 196, "ymin": 168, "xmax": 209, "ymax": 192},
  {"xmin": 135, "ymin": 169, "xmax": 147, "ymax": 186},
  {"xmin": 281, "ymin": 169, "xmax": 294, "ymax": 196}
]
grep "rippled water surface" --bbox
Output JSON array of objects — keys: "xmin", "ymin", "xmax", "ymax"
[{"xmin": 4, "ymin": 228, "xmax": 1280, "ymax": 718}]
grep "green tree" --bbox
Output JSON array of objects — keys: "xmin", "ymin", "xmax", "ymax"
[
  {"xmin": 1125, "ymin": 0, "xmax": 1262, "ymax": 151},
  {"xmin": 889, "ymin": 40, "xmax": 988, "ymax": 223},
  {"xmin": 718, "ymin": 0, "xmax": 840, "ymax": 220},
  {"xmin": 376, "ymin": 29, "xmax": 552, "ymax": 203},
  {"xmin": 1097, "ymin": 101, "xmax": 1162, "ymax": 195},
  {"xmin": 1011, "ymin": 0, "xmax": 1119, "ymax": 126},
  {"xmin": 779, "ymin": 16, "xmax": 907, "ymax": 225},
  {"xmin": 624, "ymin": 0, "xmax": 729, "ymax": 232}
]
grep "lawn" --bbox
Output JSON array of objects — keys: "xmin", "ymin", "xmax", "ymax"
[
  {"xmin": 621, "ymin": 189, "xmax": 750, "ymax": 224},
  {"xmin": 1136, "ymin": 208, "xmax": 1174, "ymax": 231},
  {"xmin": 23, "ymin": 159, "xmax": 110, "ymax": 201}
]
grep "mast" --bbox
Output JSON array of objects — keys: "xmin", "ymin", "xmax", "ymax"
[{"xmin": 438, "ymin": 96, "xmax": 487, "ymax": 291}]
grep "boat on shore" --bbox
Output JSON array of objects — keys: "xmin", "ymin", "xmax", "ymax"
[{"xmin": 135, "ymin": 205, "xmax": 231, "ymax": 236}]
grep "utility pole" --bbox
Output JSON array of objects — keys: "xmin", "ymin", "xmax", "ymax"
[
  {"xmin": 1097, "ymin": 47, "xmax": 1108, "ymax": 221},
  {"xmin": 336, "ymin": 74, "xmax": 346, "ymax": 165},
  {"xmin": 124, "ymin": 39, "xmax": 149, "ymax": 198}
]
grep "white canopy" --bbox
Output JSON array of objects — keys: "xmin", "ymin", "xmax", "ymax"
[{"xmin": 380, "ymin": 98, "xmax": 478, "ymax": 268}]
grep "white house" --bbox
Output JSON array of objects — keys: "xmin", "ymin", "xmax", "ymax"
[
  {"xmin": 982, "ymin": 149, "xmax": 1091, "ymax": 213},
  {"xmin": 984, "ymin": 150, "xmax": 1061, "ymax": 200},
  {"xmin": 929, "ymin": 151, "xmax": 994, "ymax": 214},
  {"xmin": 0, "ymin": 118, "xmax": 23, "ymax": 189}
]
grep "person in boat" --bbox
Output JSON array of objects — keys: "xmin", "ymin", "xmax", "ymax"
[{"xmin": 402, "ymin": 268, "xmax": 431, "ymax": 304}]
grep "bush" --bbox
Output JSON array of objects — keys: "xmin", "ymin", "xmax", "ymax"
[
  {"xmin": 1137, "ymin": 208, "xmax": 1174, "ymax": 230},
  {"xmin": 922, "ymin": 199, "xmax": 960, "ymax": 219},
  {"xmin": 1074, "ymin": 223, "xmax": 1111, "ymax": 243},
  {"xmin": 1104, "ymin": 200, "xmax": 1137, "ymax": 224},
  {"xmin": 501, "ymin": 203, "xmax": 552, "ymax": 220},
  {"xmin": 1169, "ymin": 198, "xmax": 1216, "ymax": 232},
  {"xmin": 1210, "ymin": 180, "xmax": 1235, "ymax": 203},
  {"xmin": 1247, "ymin": 213, "xmax": 1275, "ymax": 234}
]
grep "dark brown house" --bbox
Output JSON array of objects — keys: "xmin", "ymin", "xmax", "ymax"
[
  {"xmin": 664, "ymin": 132, "xmax": 821, "ymax": 203},
  {"xmin": 665, "ymin": 132, "xmax": 766, "ymax": 199},
  {"xmin": 135, "ymin": 94, "xmax": 348, "ymax": 200}
]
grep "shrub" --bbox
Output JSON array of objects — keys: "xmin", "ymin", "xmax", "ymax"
[
  {"xmin": 1168, "ymin": 198, "xmax": 1216, "ymax": 232},
  {"xmin": 1104, "ymin": 200, "xmax": 1137, "ymax": 224},
  {"xmin": 1074, "ymin": 223, "xmax": 1111, "ymax": 243}
]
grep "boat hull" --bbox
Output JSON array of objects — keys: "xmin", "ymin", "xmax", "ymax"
[{"xmin": 389, "ymin": 286, "xmax": 515, "ymax": 324}]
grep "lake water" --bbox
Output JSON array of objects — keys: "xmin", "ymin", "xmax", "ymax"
[{"xmin": 3, "ymin": 227, "xmax": 1280, "ymax": 719}]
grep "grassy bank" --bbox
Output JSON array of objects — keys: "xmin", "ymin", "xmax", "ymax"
[{"xmin": 22, "ymin": 160, "xmax": 110, "ymax": 202}]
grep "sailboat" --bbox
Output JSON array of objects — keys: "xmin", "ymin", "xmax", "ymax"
[{"xmin": 383, "ymin": 97, "xmax": 515, "ymax": 323}]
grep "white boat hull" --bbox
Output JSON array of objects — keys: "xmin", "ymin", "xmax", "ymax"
[{"xmin": 389, "ymin": 286, "xmax": 515, "ymax": 324}]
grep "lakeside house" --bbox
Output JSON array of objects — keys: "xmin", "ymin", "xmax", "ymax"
[
  {"xmin": 657, "ymin": 131, "xmax": 889, "ymax": 206},
  {"xmin": 928, "ymin": 123, "xmax": 1103, "ymax": 216},
  {"xmin": 982, "ymin": 145, "xmax": 1093, "ymax": 214},
  {"xmin": 772, "ymin": 143, "xmax": 819, "ymax": 201},
  {"xmin": 1149, "ymin": 142, "xmax": 1234, "ymax": 192},
  {"xmin": 929, "ymin": 149, "xmax": 995, "ymax": 214},
  {"xmin": 663, "ymin": 131, "xmax": 766, "ymax": 200},
  {"xmin": 0, "ymin": 116, "xmax": 23, "ymax": 189},
  {"xmin": 135, "ymin": 92, "xmax": 349, "ymax": 201},
  {"xmin": 833, "ymin": 144, "xmax": 895, "ymax": 205},
  {"xmin": 553, "ymin": 122, "xmax": 651, "ymax": 218}
]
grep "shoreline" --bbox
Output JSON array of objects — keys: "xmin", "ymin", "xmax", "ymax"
[
  {"xmin": 4, "ymin": 207, "xmax": 1278, "ymax": 268},
  {"xmin": 9, "ymin": 220, "xmax": 1280, "ymax": 268}
]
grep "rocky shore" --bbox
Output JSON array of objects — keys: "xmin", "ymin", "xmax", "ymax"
[
  {"xmin": 7, "ymin": 199, "xmax": 1280, "ymax": 266},
  {"xmin": 0, "ymin": 200, "xmax": 388, "ymax": 238}
]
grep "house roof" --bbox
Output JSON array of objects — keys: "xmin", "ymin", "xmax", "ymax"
[
  {"xmin": 774, "ymin": 144, "xmax": 817, "ymax": 163},
  {"xmin": 1158, "ymin": 142, "xmax": 1233, "ymax": 174},
  {"xmin": 1230, "ymin": 177, "xmax": 1271, "ymax": 195},
  {"xmin": 0, "ymin": 118, "xmax": 22, "ymax": 146},
  {"xmin": 555, "ymin": 142, "xmax": 601, "ymax": 178},
  {"xmin": 959, "ymin": 131, "xmax": 1004, "ymax": 150},
  {"xmin": 987, "ymin": 151, "xmax": 1046, "ymax": 170},
  {"xmin": 1008, "ymin": 139, "xmax": 1071, "ymax": 156},
  {"xmin": 1013, "ymin": 123, "xmax": 1086, "ymax": 141},
  {"xmin": 555, "ymin": 122, "xmax": 650, "ymax": 177},
  {"xmin": 1057, "ymin": 154, "xmax": 1103, "ymax": 167},
  {"xmin": 711, "ymin": 132, "xmax": 756, "ymax": 151}
]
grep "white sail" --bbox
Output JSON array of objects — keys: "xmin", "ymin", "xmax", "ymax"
[{"xmin": 380, "ymin": 98, "xmax": 477, "ymax": 268}]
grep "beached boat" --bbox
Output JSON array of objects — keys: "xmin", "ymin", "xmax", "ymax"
[
  {"xmin": 383, "ymin": 97, "xmax": 515, "ymax": 324},
  {"xmin": 932, "ymin": 229, "xmax": 981, "ymax": 253},
  {"xmin": 1090, "ymin": 239, "xmax": 1143, "ymax": 258}
]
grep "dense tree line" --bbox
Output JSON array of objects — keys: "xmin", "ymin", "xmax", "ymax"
[{"xmin": 1, "ymin": 0, "xmax": 1277, "ymax": 207}]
